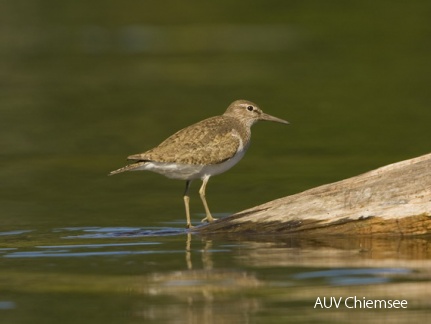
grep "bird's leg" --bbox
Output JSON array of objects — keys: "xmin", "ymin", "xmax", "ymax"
[
  {"xmin": 183, "ymin": 180, "xmax": 193, "ymax": 228},
  {"xmin": 199, "ymin": 176, "xmax": 217, "ymax": 223}
]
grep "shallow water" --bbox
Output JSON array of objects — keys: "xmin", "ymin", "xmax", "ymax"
[
  {"xmin": 2, "ymin": 227, "xmax": 431, "ymax": 323},
  {"xmin": 2, "ymin": 1, "xmax": 431, "ymax": 323}
]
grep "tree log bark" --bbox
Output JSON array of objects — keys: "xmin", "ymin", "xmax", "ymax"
[{"xmin": 197, "ymin": 153, "xmax": 431, "ymax": 235}]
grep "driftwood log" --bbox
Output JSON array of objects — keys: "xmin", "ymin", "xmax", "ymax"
[{"xmin": 197, "ymin": 153, "xmax": 431, "ymax": 235}]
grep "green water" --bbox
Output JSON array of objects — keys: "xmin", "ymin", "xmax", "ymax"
[{"xmin": 1, "ymin": 1, "xmax": 431, "ymax": 323}]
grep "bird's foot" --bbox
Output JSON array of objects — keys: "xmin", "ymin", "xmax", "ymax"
[
  {"xmin": 186, "ymin": 223, "xmax": 194, "ymax": 229},
  {"xmin": 201, "ymin": 216, "xmax": 218, "ymax": 223}
]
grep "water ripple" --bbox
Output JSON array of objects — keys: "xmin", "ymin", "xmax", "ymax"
[
  {"xmin": 4, "ymin": 249, "xmax": 185, "ymax": 258},
  {"xmin": 0, "ymin": 230, "xmax": 33, "ymax": 236},
  {"xmin": 58, "ymin": 226, "xmax": 186, "ymax": 238},
  {"xmin": 294, "ymin": 268, "xmax": 411, "ymax": 286}
]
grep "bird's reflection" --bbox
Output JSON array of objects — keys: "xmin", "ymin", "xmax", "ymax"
[
  {"xmin": 136, "ymin": 232, "xmax": 262, "ymax": 323},
  {"xmin": 186, "ymin": 232, "xmax": 192, "ymax": 270},
  {"xmin": 135, "ymin": 231, "xmax": 431, "ymax": 323},
  {"xmin": 185, "ymin": 232, "xmax": 214, "ymax": 270}
]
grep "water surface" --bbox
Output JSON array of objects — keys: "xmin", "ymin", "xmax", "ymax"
[
  {"xmin": 2, "ymin": 1, "xmax": 431, "ymax": 323},
  {"xmin": 2, "ymin": 228, "xmax": 431, "ymax": 323}
]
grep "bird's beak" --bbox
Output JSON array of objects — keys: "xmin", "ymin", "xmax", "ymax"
[{"xmin": 259, "ymin": 112, "xmax": 289, "ymax": 125}]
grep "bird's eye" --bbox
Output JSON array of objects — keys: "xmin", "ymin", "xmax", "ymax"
[{"xmin": 247, "ymin": 106, "xmax": 254, "ymax": 111}]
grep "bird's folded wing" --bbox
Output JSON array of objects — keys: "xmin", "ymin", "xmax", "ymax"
[{"xmin": 127, "ymin": 119, "xmax": 241, "ymax": 165}]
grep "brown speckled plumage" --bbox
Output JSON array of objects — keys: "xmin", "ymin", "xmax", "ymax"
[{"xmin": 127, "ymin": 116, "xmax": 249, "ymax": 165}]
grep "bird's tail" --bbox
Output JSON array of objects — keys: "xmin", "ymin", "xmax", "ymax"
[{"xmin": 108, "ymin": 162, "xmax": 147, "ymax": 176}]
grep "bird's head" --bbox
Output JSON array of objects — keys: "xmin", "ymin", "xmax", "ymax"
[{"xmin": 224, "ymin": 99, "xmax": 289, "ymax": 127}]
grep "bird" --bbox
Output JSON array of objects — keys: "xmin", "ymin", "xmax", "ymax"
[{"xmin": 109, "ymin": 99, "xmax": 289, "ymax": 228}]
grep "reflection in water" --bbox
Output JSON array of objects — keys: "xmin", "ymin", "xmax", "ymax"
[
  {"xmin": 2, "ymin": 228, "xmax": 431, "ymax": 323},
  {"xmin": 0, "ymin": 301, "xmax": 16, "ymax": 310},
  {"xmin": 0, "ymin": 230, "xmax": 33, "ymax": 236},
  {"xmin": 186, "ymin": 233, "xmax": 192, "ymax": 270},
  {"xmin": 294, "ymin": 268, "xmax": 411, "ymax": 286},
  {"xmin": 138, "ymin": 270, "xmax": 262, "ymax": 323},
  {"xmin": 136, "ymin": 233, "xmax": 431, "ymax": 323},
  {"xmin": 61, "ymin": 226, "xmax": 186, "ymax": 238},
  {"xmin": 139, "ymin": 232, "xmax": 262, "ymax": 323},
  {"xmin": 186, "ymin": 233, "xmax": 215, "ymax": 270},
  {"xmin": 3, "ymin": 0, "xmax": 431, "ymax": 321}
]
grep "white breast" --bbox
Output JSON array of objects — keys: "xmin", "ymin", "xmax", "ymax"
[
  {"xmin": 199, "ymin": 129, "xmax": 249, "ymax": 178},
  {"xmin": 133, "ymin": 129, "xmax": 250, "ymax": 181}
]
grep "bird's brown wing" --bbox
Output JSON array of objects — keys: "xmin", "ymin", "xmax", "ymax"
[{"xmin": 127, "ymin": 116, "xmax": 244, "ymax": 165}]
